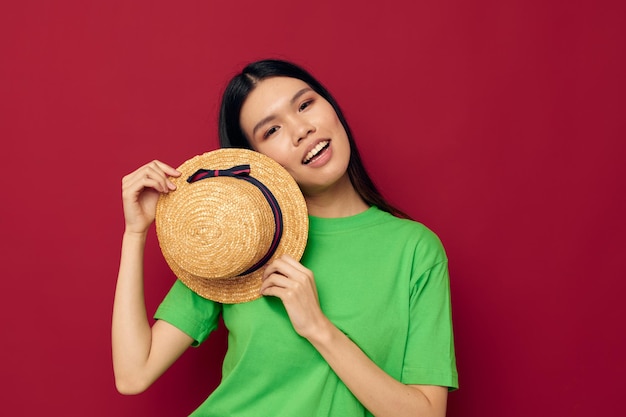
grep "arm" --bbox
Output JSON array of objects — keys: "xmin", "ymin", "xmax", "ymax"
[
  {"xmin": 111, "ymin": 161, "xmax": 193, "ymax": 395},
  {"xmin": 307, "ymin": 320, "xmax": 448, "ymax": 417},
  {"xmin": 260, "ymin": 255, "xmax": 448, "ymax": 417}
]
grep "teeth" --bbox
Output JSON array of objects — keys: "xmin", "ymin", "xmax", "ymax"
[{"xmin": 303, "ymin": 141, "xmax": 329, "ymax": 164}]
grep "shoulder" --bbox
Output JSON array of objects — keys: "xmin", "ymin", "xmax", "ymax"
[
  {"xmin": 377, "ymin": 210, "xmax": 445, "ymax": 250},
  {"xmin": 375, "ymin": 211, "xmax": 448, "ymax": 269}
]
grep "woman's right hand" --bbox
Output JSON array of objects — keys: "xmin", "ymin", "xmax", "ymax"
[{"xmin": 121, "ymin": 160, "xmax": 181, "ymax": 234}]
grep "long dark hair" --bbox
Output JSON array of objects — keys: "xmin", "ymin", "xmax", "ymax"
[{"xmin": 218, "ymin": 59, "xmax": 410, "ymax": 219}]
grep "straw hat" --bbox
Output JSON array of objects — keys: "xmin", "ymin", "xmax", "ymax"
[{"xmin": 155, "ymin": 148, "xmax": 309, "ymax": 304}]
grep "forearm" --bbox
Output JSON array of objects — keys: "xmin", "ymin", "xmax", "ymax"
[
  {"xmin": 308, "ymin": 319, "xmax": 446, "ymax": 417},
  {"xmin": 111, "ymin": 231, "xmax": 153, "ymax": 390}
]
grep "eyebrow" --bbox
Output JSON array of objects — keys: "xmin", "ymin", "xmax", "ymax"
[{"xmin": 251, "ymin": 87, "xmax": 313, "ymax": 136}]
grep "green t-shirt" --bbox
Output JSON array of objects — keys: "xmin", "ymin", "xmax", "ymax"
[{"xmin": 155, "ymin": 206, "xmax": 458, "ymax": 416}]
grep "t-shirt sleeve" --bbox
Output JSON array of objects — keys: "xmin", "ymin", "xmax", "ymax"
[
  {"xmin": 154, "ymin": 279, "xmax": 222, "ymax": 347},
  {"xmin": 402, "ymin": 229, "xmax": 459, "ymax": 390}
]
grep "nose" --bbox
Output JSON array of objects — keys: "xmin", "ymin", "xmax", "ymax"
[{"xmin": 292, "ymin": 117, "xmax": 316, "ymax": 145}]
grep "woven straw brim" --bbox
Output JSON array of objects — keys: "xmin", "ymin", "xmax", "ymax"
[{"xmin": 155, "ymin": 149, "xmax": 308, "ymax": 304}]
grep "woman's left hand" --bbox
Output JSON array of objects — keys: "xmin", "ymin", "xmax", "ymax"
[
  {"xmin": 261, "ymin": 254, "xmax": 448, "ymax": 417},
  {"xmin": 260, "ymin": 254, "xmax": 329, "ymax": 340}
]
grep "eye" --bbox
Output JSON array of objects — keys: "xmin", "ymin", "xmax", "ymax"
[
  {"xmin": 263, "ymin": 126, "xmax": 279, "ymax": 139},
  {"xmin": 299, "ymin": 99, "xmax": 313, "ymax": 112}
]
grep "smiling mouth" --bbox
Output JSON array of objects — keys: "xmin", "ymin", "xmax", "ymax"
[{"xmin": 303, "ymin": 140, "xmax": 330, "ymax": 165}]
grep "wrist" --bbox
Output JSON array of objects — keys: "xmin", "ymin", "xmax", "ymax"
[
  {"xmin": 123, "ymin": 228, "xmax": 149, "ymax": 242},
  {"xmin": 305, "ymin": 316, "xmax": 339, "ymax": 348}
]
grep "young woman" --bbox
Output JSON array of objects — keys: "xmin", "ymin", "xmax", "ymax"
[{"xmin": 113, "ymin": 59, "xmax": 458, "ymax": 417}]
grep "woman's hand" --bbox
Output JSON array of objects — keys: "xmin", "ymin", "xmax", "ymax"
[
  {"xmin": 121, "ymin": 160, "xmax": 181, "ymax": 234},
  {"xmin": 260, "ymin": 254, "xmax": 448, "ymax": 417},
  {"xmin": 260, "ymin": 254, "xmax": 330, "ymax": 340}
]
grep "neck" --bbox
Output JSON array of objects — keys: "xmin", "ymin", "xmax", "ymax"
[{"xmin": 303, "ymin": 174, "xmax": 369, "ymax": 218}]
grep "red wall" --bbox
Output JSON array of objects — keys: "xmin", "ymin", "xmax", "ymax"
[{"xmin": 2, "ymin": 1, "xmax": 624, "ymax": 416}]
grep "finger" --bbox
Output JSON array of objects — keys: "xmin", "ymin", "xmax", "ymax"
[
  {"xmin": 148, "ymin": 160, "xmax": 182, "ymax": 190},
  {"xmin": 125, "ymin": 161, "xmax": 181, "ymax": 191},
  {"xmin": 262, "ymin": 257, "xmax": 301, "ymax": 281},
  {"xmin": 259, "ymin": 272, "xmax": 293, "ymax": 294},
  {"xmin": 150, "ymin": 160, "xmax": 182, "ymax": 177},
  {"xmin": 260, "ymin": 273, "xmax": 309, "ymax": 303},
  {"xmin": 137, "ymin": 177, "xmax": 170, "ymax": 196},
  {"xmin": 144, "ymin": 164, "xmax": 173, "ymax": 193},
  {"xmin": 277, "ymin": 254, "xmax": 307, "ymax": 270},
  {"xmin": 263, "ymin": 255, "xmax": 312, "ymax": 283},
  {"xmin": 260, "ymin": 284, "xmax": 288, "ymax": 299},
  {"xmin": 279, "ymin": 253, "xmax": 296, "ymax": 263},
  {"xmin": 123, "ymin": 167, "xmax": 170, "ymax": 196}
]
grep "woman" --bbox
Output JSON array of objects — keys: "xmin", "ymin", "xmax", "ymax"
[{"xmin": 113, "ymin": 59, "xmax": 458, "ymax": 417}]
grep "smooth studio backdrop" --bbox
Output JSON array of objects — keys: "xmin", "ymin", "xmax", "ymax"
[{"xmin": 1, "ymin": 1, "xmax": 624, "ymax": 416}]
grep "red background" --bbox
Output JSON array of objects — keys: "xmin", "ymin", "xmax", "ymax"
[{"xmin": 1, "ymin": 1, "xmax": 624, "ymax": 416}]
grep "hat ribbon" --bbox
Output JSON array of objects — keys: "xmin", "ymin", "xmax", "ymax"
[{"xmin": 187, "ymin": 165, "xmax": 284, "ymax": 276}]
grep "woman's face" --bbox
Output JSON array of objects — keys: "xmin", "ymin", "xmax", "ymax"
[{"xmin": 239, "ymin": 76, "xmax": 351, "ymax": 197}]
